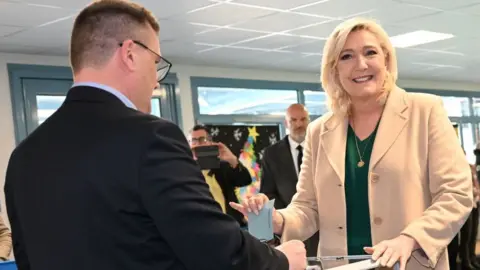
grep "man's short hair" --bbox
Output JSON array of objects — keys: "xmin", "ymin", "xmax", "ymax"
[
  {"xmin": 191, "ymin": 124, "xmax": 209, "ymax": 135},
  {"xmin": 70, "ymin": 0, "xmax": 160, "ymax": 73}
]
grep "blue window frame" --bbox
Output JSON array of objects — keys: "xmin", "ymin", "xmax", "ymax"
[{"xmin": 8, "ymin": 63, "xmax": 182, "ymax": 144}]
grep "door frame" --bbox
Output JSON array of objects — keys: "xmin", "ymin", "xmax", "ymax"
[{"xmin": 7, "ymin": 63, "xmax": 180, "ymax": 145}]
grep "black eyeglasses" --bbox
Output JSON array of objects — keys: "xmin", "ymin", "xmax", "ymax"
[{"xmin": 119, "ymin": 40, "xmax": 172, "ymax": 82}]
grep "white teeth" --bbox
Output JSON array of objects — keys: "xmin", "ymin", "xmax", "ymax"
[{"xmin": 353, "ymin": 76, "xmax": 372, "ymax": 83}]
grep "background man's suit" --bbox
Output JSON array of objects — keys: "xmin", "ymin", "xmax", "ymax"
[
  {"xmin": 260, "ymin": 135, "xmax": 319, "ymax": 256},
  {"xmin": 5, "ymin": 86, "xmax": 288, "ymax": 270}
]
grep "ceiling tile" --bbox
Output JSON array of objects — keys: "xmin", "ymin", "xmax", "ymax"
[
  {"xmin": 0, "ymin": 25, "xmax": 23, "ymax": 37},
  {"xmin": 288, "ymin": 20, "xmax": 340, "ymax": 38},
  {"xmin": 1, "ymin": 16, "xmax": 74, "ymax": 48},
  {"xmin": 234, "ymin": 12, "xmax": 332, "ymax": 32},
  {"xmin": 395, "ymin": 0, "xmax": 480, "ymax": 10},
  {"xmin": 14, "ymin": 0, "xmax": 91, "ymax": 9},
  {"xmin": 159, "ymin": 20, "xmax": 217, "ymax": 41},
  {"xmin": 194, "ymin": 28, "xmax": 266, "ymax": 45},
  {"xmin": 401, "ymin": 12, "xmax": 480, "ymax": 38},
  {"xmin": 451, "ymin": 3, "xmax": 480, "ymax": 16},
  {"xmin": 294, "ymin": 0, "xmax": 397, "ymax": 18},
  {"xmin": 0, "ymin": 41, "xmax": 49, "ymax": 55},
  {"xmin": 139, "ymin": 0, "xmax": 216, "ymax": 19},
  {"xmin": 236, "ymin": 34, "xmax": 316, "ymax": 50},
  {"xmin": 170, "ymin": 3, "xmax": 275, "ymax": 26},
  {"xmin": 287, "ymin": 40, "xmax": 325, "ymax": 54},
  {"xmin": 197, "ymin": 47, "xmax": 267, "ymax": 61},
  {"xmin": 0, "ymin": 1, "xmax": 76, "ymax": 27},
  {"xmin": 359, "ymin": 3, "xmax": 440, "ymax": 25},
  {"xmin": 231, "ymin": 0, "xmax": 327, "ymax": 10},
  {"xmin": 160, "ymin": 41, "xmax": 216, "ymax": 57}
]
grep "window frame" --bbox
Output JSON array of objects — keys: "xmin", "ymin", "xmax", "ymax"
[{"xmin": 8, "ymin": 63, "xmax": 181, "ymax": 145}]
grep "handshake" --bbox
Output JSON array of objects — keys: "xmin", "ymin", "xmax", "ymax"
[{"xmin": 230, "ymin": 193, "xmax": 308, "ymax": 270}]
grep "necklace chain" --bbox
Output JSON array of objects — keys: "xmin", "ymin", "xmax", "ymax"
[{"xmin": 352, "ymin": 118, "xmax": 374, "ymax": 168}]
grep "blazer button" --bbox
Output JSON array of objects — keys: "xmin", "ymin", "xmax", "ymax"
[
  {"xmin": 371, "ymin": 174, "xmax": 379, "ymax": 183},
  {"xmin": 374, "ymin": 217, "xmax": 383, "ymax": 225}
]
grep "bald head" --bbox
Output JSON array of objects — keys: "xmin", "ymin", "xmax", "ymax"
[{"xmin": 285, "ymin": 104, "xmax": 310, "ymax": 143}]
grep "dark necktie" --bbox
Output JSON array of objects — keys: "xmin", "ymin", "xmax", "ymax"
[{"xmin": 297, "ymin": 145, "xmax": 303, "ymax": 174}]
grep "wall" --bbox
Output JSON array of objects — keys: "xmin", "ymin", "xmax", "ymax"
[{"xmin": 1, "ymin": 52, "xmax": 480, "ymax": 223}]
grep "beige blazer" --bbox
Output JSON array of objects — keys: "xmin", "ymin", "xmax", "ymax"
[
  {"xmin": 0, "ymin": 216, "xmax": 11, "ymax": 260},
  {"xmin": 278, "ymin": 87, "xmax": 473, "ymax": 270}
]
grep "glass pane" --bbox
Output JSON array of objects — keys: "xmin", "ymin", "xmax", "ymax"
[
  {"xmin": 151, "ymin": 98, "xmax": 161, "ymax": 117},
  {"xmin": 462, "ymin": 123, "xmax": 475, "ymax": 164},
  {"xmin": 36, "ymin": 95, "xmax": 65, "ymax": 125},
  {"xmin": 441, "ymin": 96, "xmax": 469, "ymax": 117},
  {"xmin": 472, "ymin": 98, "xmax": 480, "ymax": 116},
  {"xmin": 197, "ymin": 87, "xmax": 298, "ymax": 115},
  {"xmin": 304, "ymin": 90, "xmax": 329, "ymax": 115},
  {"xmin": 37, "ymin": 95, "xmax": 162, "ymax": 125}
]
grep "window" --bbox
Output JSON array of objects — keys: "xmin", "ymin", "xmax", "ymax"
[
  {"xmin": 8, "ymin": 64, "xmax": 180, "ymax": 144},
  {"xmin": 197, "ymin": 87, "xmax": 298, "ymax": 115},
  {"xmin": 441, "ymin": 96, "xmax": 470, "ymax": 117},
  {"xmin": 36, "ymin": 95, "xmax": 163, "ymax": 125},
  {"xmin": 304, "ymin": 90, "xmax": 328, "ymax": 115}
]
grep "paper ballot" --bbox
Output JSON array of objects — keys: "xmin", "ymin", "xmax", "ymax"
[{"xmin": 247, "ymin": 199, "xmax": 275, "ymax": 241}]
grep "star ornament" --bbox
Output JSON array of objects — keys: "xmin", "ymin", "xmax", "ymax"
[{"xmin": 248, "ymin": 126, "xmax": 260, "ymax": 142}]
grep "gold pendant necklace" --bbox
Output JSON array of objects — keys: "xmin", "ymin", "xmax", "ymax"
[{"xmin": 352, "ymin": 119, "xmax": 374, "ymax": 168}]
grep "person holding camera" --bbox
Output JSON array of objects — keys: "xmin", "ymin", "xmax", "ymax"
[{"xmin": 189, "ymin": 124, "xmax": 253, "ymax": 227}]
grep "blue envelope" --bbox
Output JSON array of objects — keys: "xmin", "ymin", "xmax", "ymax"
[{"xmin": 247, "ymin": 199, "xmax": 275, "ymax": 241}]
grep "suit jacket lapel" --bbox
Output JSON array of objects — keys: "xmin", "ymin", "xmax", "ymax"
[
  {"xmin": 321, "ymin": 114, "xmax": 348, "ymax": 184},
  {"xmin": 370, "ymin": 87, "xmax": 409, "ymax": 169}
]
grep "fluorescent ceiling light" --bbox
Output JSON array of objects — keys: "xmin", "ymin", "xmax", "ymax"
[{"xmin": 389, "ymin": 30, "xmax": 454, "ymax": 48}]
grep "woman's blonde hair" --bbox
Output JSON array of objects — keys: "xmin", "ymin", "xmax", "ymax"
[{"xmin": 320, "ymin": 17, "xmax": 398, "ymax": 115}]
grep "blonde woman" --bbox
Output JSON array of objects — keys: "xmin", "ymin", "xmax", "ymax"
[{"xmin": 231, "ymin": 17, "xmax": 473, "ymax": 270}]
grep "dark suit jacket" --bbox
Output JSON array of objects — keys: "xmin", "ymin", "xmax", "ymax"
[
  {"xmin": 4, "ymin": 86, "xmax": 288, "ymax": 270},
  {"xmin": 207, "ymin": 161, "xmax": 251, "ymax": 227},
  {"xmin": 260, "ymin": 136, "xmax": 298, "ymax": 209},
  {"xmin": 260, "ymin": 135, "xmax": 319, "ymax": 256}
]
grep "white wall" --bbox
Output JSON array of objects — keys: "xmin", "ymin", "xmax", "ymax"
[{"xmin": 1, "ymin": 52, "xmax": 480, "ymax": 224}]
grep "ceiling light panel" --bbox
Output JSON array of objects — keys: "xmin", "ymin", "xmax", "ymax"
[
  {"xmin": 170, "ymin": 2, "xmax": 275, "ymax": 26},
  {"xmin": 234, "ymin": 12, "xmax": 332, "ymax": 32},
  {"xmin": 390, "ymin": 30, "xmax": 454, "ymax": 48},
  {"xmin": 231, "ymin": 0, "xmax": 328, "ymax": 10}
]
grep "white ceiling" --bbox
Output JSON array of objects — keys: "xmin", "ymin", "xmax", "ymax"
[{"xmin": 0, "ymin": 0, "xmax": 479, "ymax": 83}]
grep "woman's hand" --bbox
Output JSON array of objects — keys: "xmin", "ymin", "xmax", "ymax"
[
  {"xmin": 229, "ymin": 193, "xmax": 284, "ymax": 234},
  {"xmin": 364, "ymin": 234, "xmax": 419, "ymax": 270}
]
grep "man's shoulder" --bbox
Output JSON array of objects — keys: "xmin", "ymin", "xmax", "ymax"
[{"xmin": 263, "ymin": 137, "xmax": 287, "ymax": 155}]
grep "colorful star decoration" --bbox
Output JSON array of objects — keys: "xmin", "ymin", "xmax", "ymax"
[{"xmin": 247, "ymin": 126, "xmax": 259, "ymax": 142}]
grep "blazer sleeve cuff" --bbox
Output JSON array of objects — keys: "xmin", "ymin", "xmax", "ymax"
[{"xmin": 400, "ymin": 229, "xmax": 438, "ymax": 268}]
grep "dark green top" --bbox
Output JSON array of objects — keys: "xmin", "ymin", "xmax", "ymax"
[{"xmin": 344, "ymin": 123, "xmax": 379, "ymax": 255}]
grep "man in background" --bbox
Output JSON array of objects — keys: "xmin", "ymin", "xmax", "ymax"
[
  {"xmin": 189, "ymin": 124, "xmax": 252, "ymax": 227},
  {"xmin": 260, "ymin": 103, "xmax": 319, "ymax": 256},
  {"xmin": 4, "ymin": 1, "xmax": 306, "ymax": 270}
]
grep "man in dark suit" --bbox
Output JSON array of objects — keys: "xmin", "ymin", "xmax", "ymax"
[
  {"xmin": 260, "ymin": 103, "xmax": 319, "ymax": 256},
  {"xmin": 189, "ymin": 125, "xmax": 252, "ymax": 227},
  {"xmin": 4, "ymin": 1, "xmax": 307, "ymax": 270}
]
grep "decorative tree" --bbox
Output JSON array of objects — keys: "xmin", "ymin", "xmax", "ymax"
[{"xmin": 236, "ymin": 126, "xmax": 261, "ymax": 203}]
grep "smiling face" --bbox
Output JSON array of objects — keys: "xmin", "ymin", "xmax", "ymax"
[{"xmin": 336, "ymin": 29, "xmax": 387, "ymax": 101}]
